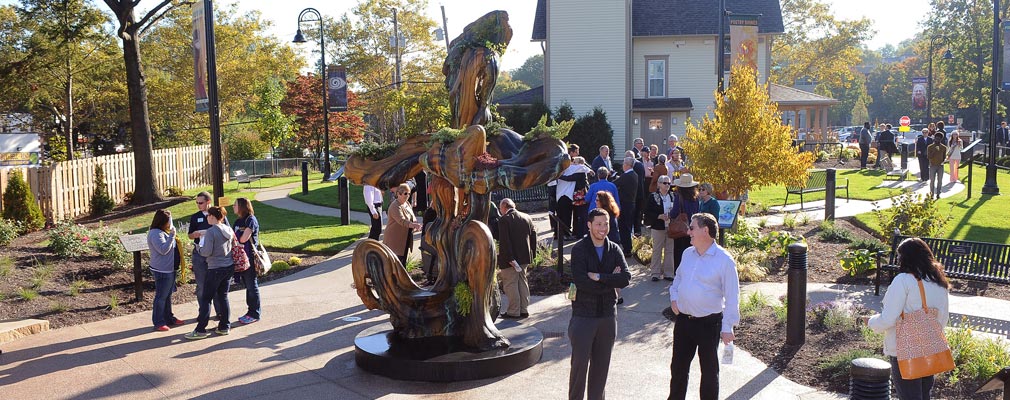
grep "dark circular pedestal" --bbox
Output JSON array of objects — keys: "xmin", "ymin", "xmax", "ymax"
[{"xmin": 354, "ymin": 321, "xmax": 544, "ymax": 382}]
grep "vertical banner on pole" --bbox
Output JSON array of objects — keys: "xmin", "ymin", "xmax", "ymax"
[
  {"xmin": 729, "ymin": 15, "xmax": 759, "ymax": 70},
  {"xmin": 327, "ymin": 65, "xmax": 348, "ymax": 112},
  {"xmin": 912, "ymin": 77, "xmax": 927, "ymax": 111},
  {"xmin": 192, "ymin": 0, "xmax": 209, "ymax": 113},
  {"xmin": 1002, "ymin": 22, "xmax": 1010, "ymax": 90}
]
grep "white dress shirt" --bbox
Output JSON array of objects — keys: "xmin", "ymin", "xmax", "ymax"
[
  {"xmin": 868, "ymin": 273, "xmax": 949, "ymax": 357},
  {"xmin": 363, "ymin": 185, "xmax": 383, "ymax": 215},
  {"xmin": 556, "ymin": 164, "xmax": 592, "ymax": 201},
  {"xmin": 669, "ymin": 243, "xmax": 740, "ymax": 333}
]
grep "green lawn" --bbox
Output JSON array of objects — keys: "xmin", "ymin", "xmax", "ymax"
[
  {"xmin": 748, "ymin": 169, "xmax": 904, "ymax": 208},
  {"xmin": 116, "ymin": 173, "xmax": 367, "ymax": 254},
  {"xmin": 183, "ymin": 172, "xmax": 325, "ymax": 197},
  {"xmin": 853, "ymin": 165, "xmax": 1010, "ymax": 244},
  {"xmin": 288, "ymin": 181, "xmax": 386, "ymax": 213}
]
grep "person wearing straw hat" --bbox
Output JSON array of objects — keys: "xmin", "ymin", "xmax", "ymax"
[{"xmin": 669, "ymin": 173, "xmax": 700, "ymax": 273}]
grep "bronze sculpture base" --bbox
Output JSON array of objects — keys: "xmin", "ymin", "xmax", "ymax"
[{"xmin": 354, "ymin": 321, "xmax": 543, "ymax": 382}]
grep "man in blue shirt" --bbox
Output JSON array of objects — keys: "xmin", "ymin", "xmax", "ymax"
[{"xmin": 586, "ymin": 167, "xmax": 620, "ymax": 211}]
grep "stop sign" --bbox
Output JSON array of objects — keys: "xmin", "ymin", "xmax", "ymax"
[{"xmin": 899, "ymin": 116, "xmax": 911, "ymax": 126}]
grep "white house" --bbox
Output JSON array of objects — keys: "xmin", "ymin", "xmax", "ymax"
[{"xmin": 529, "ymin": 0, "xmax": 786, "ymax": 153}]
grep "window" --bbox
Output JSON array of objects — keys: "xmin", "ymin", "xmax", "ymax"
[
  {"xmin": 649, "ymin": 119, "xmax": 663, "ymax": 131},
  {"xmin": 648, "ymin": 59, "xmax": 665, "ymax": 97}
]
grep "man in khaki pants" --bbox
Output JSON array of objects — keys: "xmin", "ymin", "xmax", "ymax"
[{"xmin": 497, "ymin": 198, "xmax": 537, "ymax": 319}]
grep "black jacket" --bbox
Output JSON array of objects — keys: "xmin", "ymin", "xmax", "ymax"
[
  {"xmin": 614, "ymin": 169, "xmax": 639, "ymax": 211},
  {"xmin": 645, "ymin": 191, "xmax": 676, "ymax": 230},
  {"xmin": 570, "ymin": 237, "xmax": 631, "ymax": 317}
]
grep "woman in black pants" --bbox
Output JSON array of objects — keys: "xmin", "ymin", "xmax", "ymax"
[{"xmin": 669, "ymin": 174, "xmax": 700, "ymax": 273}]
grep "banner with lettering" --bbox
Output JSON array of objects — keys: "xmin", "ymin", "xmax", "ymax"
[
  {"xmin": 729, "ymin": 15, "xmax": 759, "ymax": 72},
  {"xmin": 192, "ymin": 0, "xmax": 209, "ymax": 113}
]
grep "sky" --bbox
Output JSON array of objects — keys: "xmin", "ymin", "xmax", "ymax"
[{"xmin": 0, "ymin": 0, "xmax": 929, "ymax": 70}]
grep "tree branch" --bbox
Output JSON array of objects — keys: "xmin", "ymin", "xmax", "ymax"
[
  {"xmin": 135, "ymin": 0, "xmax": 184, "ymax": 32},
  {"xmin": 138, "ymin": 1, "xmax": 193, "ymax": 39}
]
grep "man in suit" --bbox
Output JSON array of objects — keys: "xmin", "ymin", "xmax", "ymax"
[
  {"xmin": 667, "ymin": 134, "xmax": 686, "ymax": 163},
  {"xmin": 915, "ymin": 128, "xmax": 932, "ymax": 181},
  {"xmin": 568, "ymin": 208, "xmax": 631, "ymax": 400},
  {"xmin": 668, "ymin": 213, "xmax": 740, "ymax": 400},
  {"xmin": 624, "ymin": 150, "xmax": 647, "ymax": 236},
  {"xmin": 613, "ymin": 157, "xmax": 639, "ymax": 254},
  {"xmin": 497, "ymin": 198, "xmax": 536, "ymax": 319},
  {"xmin": 590, "ymin": 145, "xmax": 613, "ymax": 180},
  {"xmin": 631, "ymin": 137, "xmax": 645, "ymax": 159}
]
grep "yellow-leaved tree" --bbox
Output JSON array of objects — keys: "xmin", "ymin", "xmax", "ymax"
[{"xmin": 682, "ymin": 64, "xmax": 814, "ymax": 200}]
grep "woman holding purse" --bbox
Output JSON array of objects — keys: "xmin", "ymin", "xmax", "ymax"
[
  {"xmin": 867, "ymin": 237, "xmax": 951, "ymax": 400},
  {"xmin": 232, "ymin": 197, "xmax": 261, "ymax": 325}
]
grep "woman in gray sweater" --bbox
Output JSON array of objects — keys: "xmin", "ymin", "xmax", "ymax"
[
  {"xmin": 185, "ymin": 206, "xmax": 235, "ymax": 340},
  {"xmin": 147, "ymin": 209, "xmax": 184, "ymax": 331}
]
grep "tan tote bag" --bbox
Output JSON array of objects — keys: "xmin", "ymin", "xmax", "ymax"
[{"xmin": 895, "ymin": 279, "xmax": 955, "ymax": 380}]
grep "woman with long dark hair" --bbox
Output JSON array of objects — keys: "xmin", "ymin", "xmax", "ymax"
[
  {"xmin": 867, "ymin": 238, "xmax": 950, "ymax": 400},
  {"xmin": 669, "ymin": 174, "xmax": 700, "ymax": 273},
  {"xmin": 147, "ymin": 209, "xmax": 184, "ymax": 331},
  {"xmin": 232, "ymin": 197, "xmax": 261, "ymax": 324}
]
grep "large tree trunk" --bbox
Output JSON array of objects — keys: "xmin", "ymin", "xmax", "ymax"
[{"xmin": 121, "ymin": 30, "xmax": 162, "ymax": 204}]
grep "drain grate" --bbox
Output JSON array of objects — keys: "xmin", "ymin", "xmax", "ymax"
[{"xmin": 543, "ymin": 331, "xmax": 565, "ymax": 339}]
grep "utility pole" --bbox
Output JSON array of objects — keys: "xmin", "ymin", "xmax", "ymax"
[
  {"xmin": 204, "ymin": 0, "xmax": 225, "ymax": 203},
  {"xmin": 392, "ymin": 8, "xmax": 404, "ymax": 135},
  {"xmin": 716, "ymin": 0, "xmax": 726, "ymax": 93},
  {"xmin": 440, "ymin": 5, "xmax": 449, "ymax": 49}
]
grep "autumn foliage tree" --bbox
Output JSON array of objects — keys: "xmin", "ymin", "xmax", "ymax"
[
  {"xmin": 682, "ymin": 64, "xmax": 814, "ymax": 199},
  {"xmin": 281, "ymin": 73, "xmax": 367, "ymax": 158}
]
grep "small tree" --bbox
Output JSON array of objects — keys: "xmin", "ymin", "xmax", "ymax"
[
  {"xmin": 90, "ymin": 165, "xmax": 115, "ymax": 216},
  {"xmin": 565, "ymin": 106, "xmax": 615, "ymax": 163},
  {"xmin": 2, "ymin": 170, "xmax": 46, "ymax": 233},
  {"xmin": 682, "ymin": 64, "xmax": 814, "ymax": 199}
]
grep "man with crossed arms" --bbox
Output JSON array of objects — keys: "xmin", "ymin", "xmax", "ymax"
[{"xmin": 668, "ymin": 213, "xmax": 740, "ymax": 400}]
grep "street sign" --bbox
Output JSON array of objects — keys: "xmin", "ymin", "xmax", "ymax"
[
  {"xmin": 899, "ymin": 116, "xmax": 911, "ymax": 126},
  {"xmin": 948, "ymin": 114, "xmax": 955, "ymax": 124},
  {"xmin": 899, "ymin": 126, "xmax": 911, "ymax": 132}
]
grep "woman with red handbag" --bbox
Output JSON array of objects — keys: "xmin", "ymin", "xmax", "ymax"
[{"xmin": 867, "ymin": 238, "xmax": 951, "ymax": 400}]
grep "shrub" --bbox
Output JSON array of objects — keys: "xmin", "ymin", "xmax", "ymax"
[
  {"xmin": 122, "ymin": 191, "xmax": 134, "ymax": 203},
  {"xmin": 47, "ymin": 220, "xmax": 92, "ymax": 258},
  {"xmin": 227, "ymin": 131, "xmax": 270, "ymax": 160},
  {"xmin": 90, "ymin": 165, "xmax": 115, "ymax": 216},
  {"xmin": 839, "ymin": 249, "xmax": 876, "ymax": 276},
  {"xmin": 848, "ymin": 238, "xmax": 888, "ymax": 254},
  {"xmin": 531, "ymin": 241, "xmax": 555, "ymax": 268},
  {"xmin": 527, "ymin": 264, "xmax": 563, "ymax": 294},
  {"xmin": 166, "ymin": 186, "xmax": 184, "ymax": 197},
  {"xmin": 798, "ymin": 213, "xmax": 812, "ymax": 226},
  {"xmin": 2, "ymin": 170, "xmax": 45, "ymax": 233},
  {"xmin": 91, "ymin": 225, "xmax": 130, "ymax": 268},
  {"xmin": 817, "ymin": 220, "xmax": 855, "ymax": 243},
  {"xmin": 108, "ymin": 292, "xmax": 119, "ymax": 311},
  {"xmin": 0, "ymin": 218, "xmax": 20, "ymax": 247},
  {"xmin": 945, "ymin": 324, "xmax": 1010, "ymax": 384},
  {"xmin": 731, "ymin": 248, "xmax": 769, "ymax": 282},
  {"xmin": 871, "ymin": 192, "xmax": 951, "ymax": 240},
  {"xmin": 815, "ymin": 150, "xmax": 830, "ymax": 162},
  {"xmin": 0, "ymin": 256, "xmax": 13, "ymax": 278},
  {"xmin": 287, "ymin": 256, "xmax": 302, "ymax": 266},
  {"xmin": 69, "ymin": 279, "xmax": 90, "ymax": 296},
  {"xmin": 739, "ymin": 291, "xmax": 769, "ymax": 319},
  {"xmin": 31, "ymin": 263, "xmax": 54, "ymax": 289},
  {"xmin": 773, "ymin": 300, "xmax": 788, "ymax": 325},
  {"xmin": 782, "ymin": 213, "xmax": 797, "ymax": 229},
  {"xmin": 809, "ymin": 301, "xmax": 857, "ymax": 330},
  {"xmin": 860, "ymin": 325, "xmax": 883, "ymax": 349},
  {"xmin": 453, "ymin": 282, "xmax": 473, "ymax": 316},
  {"xmin": 563, "ymin": 106, "xmax": 614, "ymax": 164},
  {"xmin": 271, "ymin": 260, "xmax": 291, "ymax": 272},
  {"xmin": 49, "ymin": 300, "xmax": 69, "ymax": 313},
  {"xmin": 817, "ymin": 349, "xmax": 885, "ymax": 380}
]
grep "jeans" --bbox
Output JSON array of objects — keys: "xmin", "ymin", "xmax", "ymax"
[
  {"xmin": 669, "ymin": 313, "xmax": 722, "ymax": 400},
  {"xmin": 192, "ymin": 250, "xmax": 224, "ymax": 318},
  {"xmin": 151, "ymin": 270, "xmax": 177, "ymax": 327},
  {"xmin": 890, "ymin": 356, "xmax": 934, "ymax": 399},
  {"xmin": 195, "ymin": 267, "xmax": 232, "ymax": 333},
  {"xmin": 929, "ymin": 164, "xmax": 944, "ymax": 197},
  {"xmin": 860, "ymin": 144, "xmax": 870, "ymax": 168},
  {"xmin": 240, "ymin": 264, "xmax": 261, "ymax": 319}
]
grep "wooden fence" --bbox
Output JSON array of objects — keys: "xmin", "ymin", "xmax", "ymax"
[{"xmin": 0, "ymin": 145, "xmax": 212, "ymax": 221}]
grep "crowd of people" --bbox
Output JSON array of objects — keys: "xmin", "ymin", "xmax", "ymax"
[
  {"xmin": 860, "ymin": 120, "xmax": 965, "ymax": 199},
  {"xmin": 145, "ymin": 191, "xmax": 263, "ymax": 339}
]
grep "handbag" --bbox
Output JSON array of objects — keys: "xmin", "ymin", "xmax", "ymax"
[
  {"xmin": 895, "ymin": 279, "xmax": 955, "ymax": 380},
  {"xmin": 232, "ymin": 238, "xmax": 251, "ymax": 272},
  {"xmin": 666, "ymin": 198, "xmax": 689, "ymax": 239},
  {"xmin": 572, "ymin": 189, "xmax": 587, "ymax": 206},
  {"xmin": 253, "ymin": 242, "xmax": 271, "ymax": 276}
]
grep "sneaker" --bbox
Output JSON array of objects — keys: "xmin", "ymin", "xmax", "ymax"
[
  {"xmin": 184, "ymin": 331, "xmax": 211, "ymax": 340},
  {"xmin": 171, "ymin": 318, "xmax": 185, "ymax": 326},
  {"xmin": 238, "ymin": 315, "xmax": 259, "ymax": 324},
  {"xmin": 154, "ymin": 325, "xmax": 170, "ymax": 332},
  {"xmin": 215, "ymin": 328, "xmax": 230, "ymax": 335}
]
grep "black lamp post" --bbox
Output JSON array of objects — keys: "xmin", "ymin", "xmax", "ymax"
[
  {"xmin": 982, "ymin": 0, "xmax": 1001, "ymax": 195},
  {"xmin": 293, "ymin": 8, "xmax": 331, "ymax": 181},
  {"xmin": 927, "ymin": 35, "xmax": 954, "ymax": 123}
]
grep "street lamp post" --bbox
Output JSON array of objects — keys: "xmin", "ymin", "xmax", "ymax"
[
  {"xmin": 982, "ymin": 0, "xmax": 1001, "ymax": 195},
  {"xmin": 293, "ymin": 8, "xmax": 331, "ymax": 181},
  {"xmin": 927, "ymin": 35, "xmax": 953, "ymax": 123}
]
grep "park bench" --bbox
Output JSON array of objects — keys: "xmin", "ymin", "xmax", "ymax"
[
  {"xmin": 491, "ymin": 185, "xmax": 551, "ymax": 210},
  {"xmin": 874, "ymin": 234, "xmax": 1010, "ymax": 295},
  {"xmin": 232, "ymin": 169, "xmax": 263, "ymax": 189},
  {"xmin": 784, "ymin": 169, "xmax": 849, "ymax": 210}
]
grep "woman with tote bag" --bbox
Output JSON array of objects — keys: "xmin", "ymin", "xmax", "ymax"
[{"xmin": 866, "ymin": 237, "xmax": 952, "ymax": 400}]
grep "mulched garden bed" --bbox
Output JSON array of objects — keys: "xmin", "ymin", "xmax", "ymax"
[{"xmin": 0, "ymin": 213, "xmax": 328, "ymax": 329}]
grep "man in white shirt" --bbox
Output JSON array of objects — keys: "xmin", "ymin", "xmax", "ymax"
[
  {"xmin": 668, "ymin": 213, "xmax": 740, "ymax": 400},
  {"xmin": 364, "ymin": 185, "xmax": 383, "ymax": 240}
]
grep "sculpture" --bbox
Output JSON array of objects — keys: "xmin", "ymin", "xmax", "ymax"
[{"xmin": 345, "ymin": 10, "xmax": 570, "ymax": 351}]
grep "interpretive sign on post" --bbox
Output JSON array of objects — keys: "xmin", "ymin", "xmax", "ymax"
[{"xmin": 119, "ymin": 234, "xmax": 149, "ymax": 302}]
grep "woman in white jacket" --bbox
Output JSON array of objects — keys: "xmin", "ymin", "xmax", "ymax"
[{"xmin": 867, "ymin": 237, "xmax": 950, "ymax": 400}]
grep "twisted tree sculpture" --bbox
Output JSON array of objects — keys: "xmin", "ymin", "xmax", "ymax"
[{"xmin": 345, "ymin": 11, "xmax": 569, "ymax": 351}]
